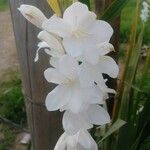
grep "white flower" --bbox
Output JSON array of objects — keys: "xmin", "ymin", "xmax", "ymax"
[
  {"xmin": 44, "ymin": 55, "xmax": 104, "ymax": 114},
  {"xmin": 18, "ymin": 5, "xmax": 47, "ymax": 29},
  {"xmin": 79, "ymin": 57, "xmax": 119, "ymax": 88},
  {"xmin": 19, "ymin": 2, "xmax": 118, "ymax": 148},
  {"xmin": 34, "ymin": 31, "xmax": 65, "ymax": 62},
  {"xmin": 140, "ymin": 1, "xmax": 150, "ymax": 22},
  {"xmin": 79, "ymin": 42, "xmax": 115, "ymax": 65},
  {"xmin": 54, "ymin": 130, "xmax": 98, "ymax": 150},
  {"xmin": 37, "ymin": 30, "xmax": 65, "ymax": 58},
  {"xmin": 63, "ymin": 105, "xmax": 110, "ymax": 135},
  {"xmin": 38, "ymin": 31, "xmax": 64, "ymax": 56},
  {"xmin": 42, "ymin": 2, "xmax": 113, "ymax": 58}
]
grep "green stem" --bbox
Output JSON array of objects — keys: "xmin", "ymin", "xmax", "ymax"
[{"xmin": 112, "ymin": 0, "xmax": 139, "ymax": 122}]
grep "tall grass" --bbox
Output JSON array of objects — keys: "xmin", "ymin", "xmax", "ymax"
[
  {"xmin": 0, "ymin": 71, "xmax": 26, "ymax": 124},
  {"xmin": 0, "ymin": 0, "xmax": 9, "ymax": 11},
  {"xmin": 97, "ymin": 0, "xmax": 150, "ymax": 149},
  {"xmin": 121, "ymin": 0, "xmax": 150, "ymax": 44}
]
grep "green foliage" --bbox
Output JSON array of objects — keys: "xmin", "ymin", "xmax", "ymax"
[
  {"xmin": 59, "ymin": 0, "xmax": 72, "ymax": 10},
  {"xmin": 0, "ymin": 0, "xmax": 9, "ymax": 11},
  {"xmin": 101, "ymin": 0, "xmax": 130, "ymax": 22},
  {"xmin": 121, "ymin": 0, "xmax": 150, "ymax": 44},
  {"xmin": 0, "ymin": 124, "xmax": 16, "ymax": 150},
  {"xmin": 95, "ymin": 0, "xmax": 150, "ymax": 149},
  {"xmin": 0, "ymin": 72, "xmax": 26, "ymax": 124},
  {"xmin": 140, "ymin": 136, "xmax": 150, "ymax": 150},
  {"xmin": 98, "ymin": 119, "xmax": 126, "ymax": 144}
]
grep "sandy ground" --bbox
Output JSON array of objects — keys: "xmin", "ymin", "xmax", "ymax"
[{"xmin": 0, "ymin": 10, "xmax": 19, "ymax": 78}]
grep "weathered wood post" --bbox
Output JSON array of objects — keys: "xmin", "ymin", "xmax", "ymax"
[{"xmin": 9, "ymin": 0, "xmax": 63, "ymax": 149}]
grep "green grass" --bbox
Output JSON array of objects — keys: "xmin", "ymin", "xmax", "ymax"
[
  {"xmin": 0, "ymin": 0, "xmax": 9, "ymax": 11},
  {"xmin": 0, "ymin": 71, "xmax": 27, "ymax": 149},
  {"xmin": 0, "ymin": 124, "xmax": 16, "ymax": 150},
  {"xmin": 121, "ymin": 0, "xmax": 150, "ymax": 44},
  {"xmin": 0, "ymin": 71, "xmax": 26, "ymax": 125}
]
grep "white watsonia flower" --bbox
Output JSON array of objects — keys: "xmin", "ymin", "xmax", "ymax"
[
  {"xmin": 38, "ymin": 31, "xmax": 65, "ymax": 57},
  {"xmin": 140, "ymin": 1, "xmax": 150, "ymax": 22},
  {"xmin": 44, "ymin": 55, "xmax": 104, "ymax": 114},
  {"xmin": 19, "ymin": 2, "xmax": 119, "ymax": 149},
  {"xmin": 34, "ymin": 31, "xmax": 65, "ymax": 62},
  {"xmin": 18, "ymin": 5, "xmax": 47, "ymax": 29},
  {"xmin": 62, "ymin": 105, "xmax": 110, "ymax": 135},
  {"xmin": 79, "ymin": 57, "xmax": 119, "ymax": 88},
  {"xmin": 42, "ymin": 2, "xmax": 113, "ymax": 58},
  {"xmin": 81, "ymin": 42, "xmax": 115, "ymax": 65},
  {"xmin": 54, "ymin": 130, "xmax": 98, "ymax": 150}
]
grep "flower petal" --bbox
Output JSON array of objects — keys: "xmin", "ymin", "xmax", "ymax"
[
  {"xmin": 34, "ymin": 42, "xmax": 50, "ymax": 62},
  {"xmin": 79, "ymin": 62, "xmax": 104, "ymax": 87},
  {"xmin": 82, "ymin": 86, "xmax": 104, "ymax": 104},
  {"xmin": 18, "ymin": 5, "xmax": 47, "ymax": 29},
  {"xmin": 99, "ymin": 56, "xmax": 119, "ymax": 78},
  {"xmin": 44, "ymin": 68, "xmax": 67, "ymax": 84},
  {"xmin": 97, "ymin": 42, "xmax": 115, "ymax": 56},
  {"xmin": 89, "ymin": 20, "xmax": 113, "ymax": 43},
  {"xmin": 78, "ymin": 130, "xmax": 98, "ymax": 150},
  {"xmin": 84, "ymin": 48, "xmax": 100, "ymax": 65},
  {"xmin": 50, "ymin": 57, "xmax": 59, "ymax": 68},
  {"xmin": 86, "ymin": 105, "xmax": 110, "ymax": 125},
  {"xmin": 38, "ymin": 31, "xmax": 65, "ymax": 57},
  {"xmin": 65, "ymin": 88, "xmax": 86, "ymax": 113},
  {"xmin": 79, "ymin": 67, "xmax": 94, "ymax": 87},
  {"xmin": 42, "ymin": 14, "xmax": 71, "ymax": 37},
  {"xmin": 59, "ymin": 55, "xmax": 79, "ymax": 77},
  {"xmin": 45, "ymin": 85, "xmax": 70, "ymax": 111},
  {"xmin": 63, "ymin": 2, "xmax": 89, "ymax": 27},
  {"xmin": 63, "ymin": 111, "xmax": 92, "ymax": 135},
  {"xmin": 54, "ymin": 132, "xmax": 67, "ymax": 150},
  {"xmin": 63, "ymin": 37, "xmax": 84, "ymax": 57}
]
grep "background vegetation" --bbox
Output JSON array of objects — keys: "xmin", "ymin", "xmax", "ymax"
[
  {"xmin": 0, "ymin": 0, "xmax": 8, "ymax": 11},
  {"xmin": 0, "ymin": 71, "xmax": 26, "ymax": 149},
  {"xmin": 121, "ymin": 0, "xmax": 150, "ymax": 44}
]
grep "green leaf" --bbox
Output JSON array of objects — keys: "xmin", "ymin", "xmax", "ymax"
[
  {"xmin": 98, "ymin": 119, "xmax": 126, "ymax": 144},
  {"xmin": 47, "ymin": 0, "xmax": 62, "ymax": 16},
  {"xmin": 115, "ymin": 26, "xmax": 144, "ymax": 150},
  {"xmin": 101, "ymin": 0, "xmax": 130, "ymax": 21},
  {"xmin": 79, "ymin": 0, "xmax": 90, "ymax": 9},
  {"xmin": 112, "ymin": 0, "xmax": 140, "ymax": 122}
]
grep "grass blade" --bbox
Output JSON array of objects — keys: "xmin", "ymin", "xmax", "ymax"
[
  {"xmin": 101, "ymin": 0, "xmax": 130, "ymax": 21},
  {"xmin": 115, "ymin": 25, "xmax": 144, "ymax": 150},
  {"xmin": 98, "ymin": 119, "xmax": 126, "ymax": 144},
  {"xmin": 112, "ymin": 0, "xmax": 139, "ymax": 121}
]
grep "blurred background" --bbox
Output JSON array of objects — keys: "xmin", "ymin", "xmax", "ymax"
[
  {"xmin": 0, "ymin": 0, "xmax": 27, "ymax": 149},
  {"xmin": 0, "ymin": 0, "xmax": 149, "ymax": 149}
]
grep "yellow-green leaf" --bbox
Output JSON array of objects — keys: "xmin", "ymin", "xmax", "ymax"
[
  {"xmin": 98, "ymin": 119, "xmax": 126, "ymax": 144},
  {"xmin": 47, "ymin": 0, "xmax": 62, "ymax": 16}
]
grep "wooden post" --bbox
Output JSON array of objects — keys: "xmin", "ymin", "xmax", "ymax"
[{"xmin": 9, "ymin": 0, "xmax": 63, "ymax": 150}]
